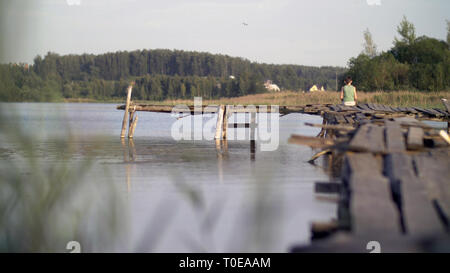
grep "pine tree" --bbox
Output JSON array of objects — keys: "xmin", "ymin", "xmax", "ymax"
[{"xmin": 394, "ymin": 15, "xmax": 416, "ymax": 46}]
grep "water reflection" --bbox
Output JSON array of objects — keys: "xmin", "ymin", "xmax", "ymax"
[{"xmin": 0, "ymin": 103, "xmax": 337, "ymax": 252}]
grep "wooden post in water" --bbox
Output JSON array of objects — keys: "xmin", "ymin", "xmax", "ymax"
[
  {"xmin": 128, "ymin": 105, "xmax": 138, "ymax": 138},
  {"xmin": 120, "ymin": 84, "xmax": 134, "ymax": 138},
  {"xmin": 128, "ymin": 106, "xmax": 135, "ymax": 131},
  {"xmin": 250, "ymin": 112, "xmax": 256, "ymax": 141},
  {"xmin": 222, "ymin": 105, "xmax": 231, "ymax": 139},
  {"xmin": 215, "ymin": 105, "xmax": 225, "ymax": 140},
  {"xmin": 250, "ymin": 112, "xmax": 256, "ymax": 160},
  {"xmin": 129, "ymin": 115, "xmax": 139, "ymax": 138}
]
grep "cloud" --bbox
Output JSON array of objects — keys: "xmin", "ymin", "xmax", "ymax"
[
  {"xmin": 366, "ymin": 0, "xmax": 381, "ymax": 6},
  {"xmin": 66, "ymin": 0, "xmax": 81, "ymax": 6}
]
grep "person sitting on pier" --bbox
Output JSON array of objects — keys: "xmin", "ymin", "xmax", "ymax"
[{"xmin": 340, "ymin": 76, "xmax": 357, "ymax": 106}]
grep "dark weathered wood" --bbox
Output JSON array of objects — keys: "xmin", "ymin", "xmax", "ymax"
[
  {"xmin": 367, "ymin": 103, "xmax": 379, "ymax": 111},
  {"xmin": 378, "ymin": 104, "xmax": 394, "ymax": 112},
  {"xmin": 392, "ymin": 116, "xmax": 431, "ymax": 129},
  {"xmin": 357, "ymin": 104, "xmax": 372, "ymax": 111},
  {"xmin": 222, "ymin": 105, "xmax": 231, "ymax": 139},
  {"xmin": 291, "ymin": 232, "xmax": 450, "ymax": 253},
  {"xmin": 354, "ymin": 113, "xmax": 367, "ymax": 122},
  {"xmin": 414, "ymin": 153, "xmax": 450, "ymax": 227},
  {"xmin": 385, "ymin": 121, "xmax": 406, "ymax": 153},
  {"xmin": 404, "ymin": 107, "xmax": 419, "ymax": 114},
  {"xmin": 311, "ymin": 221, "xmax": 339, "ymax": 239},
  {"xmin": 328, "ymin": 105, "xmax": 340, "ymax": 112},
  {"xmin": 385, "ymin": 153, "xmax": 445, "ymax": 236},
  {"xmin": 334, "ymin": 114, "xmax": 346, "ymax": 124},
  {"xmin": 288, "ymin": 135, "xmax": 335, "ymax": 148},
  {"xmin": 315, "ymin": 182, "xmax": 341, "ymax": 194},
  {"xmin": 344, "ymin": 153, "xmax": 401, "ymax": 236},
  {"xmin": 414, "ymin": 107, "xmax": 443, "ymax": 117},
  {"xmin": 323, "ymin": 111, "xmax": 337, "ymax": 124},
  {"xmin": 348, "ymin": 124, "xmax": 385, "ymax": 153},
  {"xmin": 406, "ymin": 127, "xmax": 424, "ymax": 150},
  {"xmin": 304, "ymin": 122, "xmax": 354, "ymax": 131},
  {"xmin": 433, "ymin": 108, "xmax": 449, "ymax": 117},
  {"xmin": 344, "ymin": 116, "xmax": 355, "ymax": 124}
]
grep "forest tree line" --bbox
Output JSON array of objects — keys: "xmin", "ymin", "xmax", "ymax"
[
  {"xmin": 0, "ymin": 49, "xmax": 345, "ymax": 102},
  {"xmin": 1, "ymin": 16, "xmax": 448, "ymax": 102},
  {"xmin": 346, "ymin": 16, "xmax": 450, "ymax": 92}
]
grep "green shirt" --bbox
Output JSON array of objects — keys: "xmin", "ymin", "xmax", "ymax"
[{"xmin": 342, "ymin": 85, "xmax": 356, "ymax": 102}]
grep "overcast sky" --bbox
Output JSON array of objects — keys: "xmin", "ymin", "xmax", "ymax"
[{"xmin": 1, "ymin": 0, "xmax": 449, "ymax": 67}]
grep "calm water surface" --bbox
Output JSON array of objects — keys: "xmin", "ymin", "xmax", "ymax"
[{"xmin": 0, "ymin": 102, "xmax": 335, "ymax": 252}]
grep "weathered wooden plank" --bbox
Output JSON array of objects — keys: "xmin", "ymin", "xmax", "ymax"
[
  {"xmin": 378, "ymin": 104, "xmax": 394, "ymax": 112},
  {"xmin": 334, "ymin": 114, "xmax": 347, "ymax": 124},
  {"xmin": 117, "ymin": 104, "xmax": 284, "ymax": 114},
  {"xmin": 315, "ymin": 182, "xmax": 341, "ymax": 194},
  {"xmin": 304, "ymin": 122, "xmax": 355, "ymax": 131},
  {"xmin": 414, "ymin": 107, "xmax": 442, "ymax": 117},
  {"xmin": 344, "ymin": 153, "xmax": 401, "ymax": 236},
  {"xmin": 406, "ymin": 127, "xmax": 424, "ymax": 150},
  {"xmin": 385, "ymin": 121, "xmax": 406, "ymax": 153},
  {"xmin": 328, "ymin": 105, "xmax": 340, "ymax": 112},
  {"xmin": 384, "ymin": 153, "xmax": 445, "ymax": 236},
  {"xmin": 348, "ymin": 124, "xmax": 385, "ymax": 153},
  {"xmin": 405, "ymin": 107, "xmax": 419, "ymax": 114},
  {"xmin": 414, "ymin": 153, "xmax": 450, "ymax": 226},
  {"xmin": 354, "ymin": 113, "xmax": 367, "ymax": 122},
  {"xmin": 367, "ymin": 103, "xmax": 380, "ymax": 111},
  {"xmin": 323, "ymin": 111, "xmax": 337, "ymax": 124},
  {"xmin": 288, "ymin": 134, "xmax": 335, "ymax": 148},
  {"xmin": 433, "ymin": 108, "xmax": 449, "ymax": 117},
  {"xmin": 344, "ymin": 115, "xmax": 355, "ymax": 124},
  {"xmin": 357, "ymin": 104, "xmax": 372, "ymax": 111},
  {"xmin": 392, "ymin": 116, "xmax": 431, "ymax": 129},
  {"xmin": 291, "ymin": 231, "xmax": 450, "ymax": 253}
]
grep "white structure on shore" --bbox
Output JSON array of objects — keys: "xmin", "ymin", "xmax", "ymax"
[{"xmin": 264, "ymin": 80, "xmax": 280, "ymax": 92}]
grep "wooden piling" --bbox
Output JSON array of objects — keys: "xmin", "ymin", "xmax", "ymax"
[
  {"xmin": 250, "ymin": 112, "xmax": 256, "ymax": 141},
  {"xmin": 222, "ymin": 105, "xmax": 230, "ymax": 139},
  {"xmin": 128, "ymin": 114, "xmax": 138, "ymax": 138},
  {"xmin": 120, "ymin": 84, "xmax": 133, "ymax": 138},
  {"xmin": 215, "ymin": 105, "xmax": 225, "ymax": 140},
  {"xmin": 128, "ymin": 106, "xmax": 136, "ymax": 131}
]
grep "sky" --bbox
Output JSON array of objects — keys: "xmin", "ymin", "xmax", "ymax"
[{"xmin": 1, "ymin": 0, "xmax": 449, "ymax": 67}]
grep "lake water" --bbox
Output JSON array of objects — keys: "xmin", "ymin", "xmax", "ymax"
[{"xmin": 0, "ymin": 102, "xmax": 335, "ymax": 252}]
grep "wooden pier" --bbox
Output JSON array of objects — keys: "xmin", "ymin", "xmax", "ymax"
[
  {"xmin": 288, "ymin": 100, "xmax": 450, "ymax": 252},
  {"xmin": 117, "ymin": 84, "xmax": 450, "ymax": 252}
]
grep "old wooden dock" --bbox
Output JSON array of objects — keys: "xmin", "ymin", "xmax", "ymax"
[
  {"xmin": 117, "ymin": 84, "xmax": 450, "ymax": 252},
  {"xmin": 288, "ymin": 100, "xmax": 450, "ymax": 252}
]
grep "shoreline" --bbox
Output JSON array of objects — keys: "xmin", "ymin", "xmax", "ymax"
[{"xmin": 1, "ymin": 90, "xmax": 449, "ymax": 109}]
